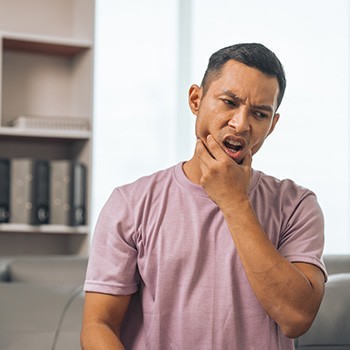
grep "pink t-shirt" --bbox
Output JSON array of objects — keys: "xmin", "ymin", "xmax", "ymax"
[{"xmin": 85, "ymin": 162, "xmax": 326, "ymax": 350}]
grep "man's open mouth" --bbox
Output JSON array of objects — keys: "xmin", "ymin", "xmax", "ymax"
[
  {"xmin": 223, "ymin": 136, "xmax": 246, "ymax": 154},
  {"xmin": 221, "ymin": 135, "xmax": 248, "ymax": 163}
]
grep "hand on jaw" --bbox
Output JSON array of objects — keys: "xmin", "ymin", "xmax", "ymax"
[{"xmin": 195, "ymin": 134, "xmax": 252, "ymax": 213}]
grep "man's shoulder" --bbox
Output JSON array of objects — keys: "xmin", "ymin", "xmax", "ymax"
[
  {"xmin": 251, "ymin": 169, "xmax": 316, "ymax": 200},
  {"xmin": 117, "ymin": 163, "xmax": 178, "ymax": 196}
]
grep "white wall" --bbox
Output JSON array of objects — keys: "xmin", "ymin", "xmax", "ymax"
[
  {"xmin": 93, "ymin": 0, "xmax": 350, "ymax": 253},
  {"xmin": 92, "ymin": 0, "xmax": 179, "ymax": 226}
]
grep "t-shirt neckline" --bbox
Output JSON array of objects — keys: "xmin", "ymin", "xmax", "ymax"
[{"xmin": 173, "ymin": 161, "xmax": 261, "ymax": 196}]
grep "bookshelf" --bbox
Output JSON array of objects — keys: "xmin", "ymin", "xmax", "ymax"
[{"xmin": 0, "ymin": 0, "xmax": 95, "ymax": 256}]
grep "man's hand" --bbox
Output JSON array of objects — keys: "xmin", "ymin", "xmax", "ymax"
[{"xmin": 195, "ymin": 134, "xmax": 252, "ymax": 212}]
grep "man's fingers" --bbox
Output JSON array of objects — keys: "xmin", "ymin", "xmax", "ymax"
[
  {"xmin": 196, "ymin": 138, "xmax": 214, "ymax": 161},
  {"xmin": 195, "ymin": 138, "xmax": 206, "ymax": 156},
  {"xmin": 242, "ymin": 150, "xmax": 253, "ymax": 168},
  {"xmin": 206, "ymin": 134, "xmax": 225, "ymax": 160}
]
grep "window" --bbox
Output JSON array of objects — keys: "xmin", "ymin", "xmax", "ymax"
[{"xmin": 94, "ymin": 0, "xmax": 350, "ymax": 253}]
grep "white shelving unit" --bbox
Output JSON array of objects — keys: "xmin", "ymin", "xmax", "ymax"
[{"xmin": 0, "ymin": 0, "xmax": 95, "ymax": 256}]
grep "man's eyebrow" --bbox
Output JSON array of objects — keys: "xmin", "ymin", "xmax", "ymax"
[
  {"xmin": 222, "ymin": 90, "xmax": 242, "ymax": 103},
  {"xmin": 222, "ymin": 90, "xmax": 274, "ymax": 114},
  {"xmin": 253, "ymin": 104, "xmax": 274, "ymax": 114}
]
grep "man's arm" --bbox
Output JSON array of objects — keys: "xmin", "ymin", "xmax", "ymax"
[
  {"xmin": 196, "ymin": 135, "xmax": 325, "ymax": 338},
  {"xmin": 81, "ymin": 292, "xmax": 131, "ymax": 349}
]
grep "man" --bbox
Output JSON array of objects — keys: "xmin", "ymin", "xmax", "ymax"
[{"xmin": 81, "ymin": 43, "xmax": 327, "ymax": 350}]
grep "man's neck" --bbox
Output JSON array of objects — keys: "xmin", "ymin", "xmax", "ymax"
[{"xmin": 182, "ymin": 157, "xmax": 202, "ymax": 185}]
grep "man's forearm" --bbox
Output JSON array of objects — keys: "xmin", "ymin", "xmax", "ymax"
[
  {"xmin": 81, "ymin": 323, "xmax": 125, "ymax": 350},
  {"xmin": 221, "ymin": 199, "xmax": 324, "ymax": 338}
]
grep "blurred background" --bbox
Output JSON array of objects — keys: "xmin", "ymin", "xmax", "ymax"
[{"xmin": 93, "ymin": 0, "xmax": 350, "ymax": 254}]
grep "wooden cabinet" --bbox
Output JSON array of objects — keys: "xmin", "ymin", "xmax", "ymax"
[{"xmin": 0, "ymin": 0, "xmax": 94, "ymax": 255}]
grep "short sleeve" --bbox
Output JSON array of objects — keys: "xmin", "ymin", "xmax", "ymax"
[
  {"xmin": 84, "ymin": 188, "xmax": 139, "ymax": 295},
  {"xmin": 278, "ymin": 192, "xmax": 328, "ymax": 281}
]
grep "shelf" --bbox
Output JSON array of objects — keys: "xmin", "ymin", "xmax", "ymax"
[
  {"xmin": 0, "ymin": 223, "xmax": 89, "ymax": 235},
  {"xmin": 1, "ymin": 32, "xmax": 92, "ymax": 56},
  {"xmin": 0, "ymin": 0, "xmax": 94, "ymax": 256},
  {"xmin": 0, "ymin": 127, "xmax": 91, "ymax": 141}
]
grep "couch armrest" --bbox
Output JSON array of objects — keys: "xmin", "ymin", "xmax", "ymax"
[
  {"xmin": 295, "ymin": 273, "xmax": 350, "ymax": 349},
  {"xmin": 8, "ymin": 255, "xmax": 88, "ymax": 285},
  {"xmin": 324, "ymin": 254, "xmax": 350, "ymax": 275},
  {"xmin": 0, "ymin": 257, "xmax": 13, "ymax": 281}
]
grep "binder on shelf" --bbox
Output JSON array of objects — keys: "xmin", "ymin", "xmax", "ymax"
[
  {"xmin": 50, "ymin": 160, "xmax": 86, "ymax": 226},
  {"xmin": 32, "ymin": 160, "xmax": 50, "ymax": 224},
  {"xmin": 10, "ymin": 158, "xmax": 33, "ymax": 224},
  {"xmin": 0, "ymin": 159, "xmax": 10, "ymax": 223},
  {"xmin": 71, "ymin": 162, "xmax": 87, "ymax": 226},
  {"xmin": 10, "ymin": 159, "xmax": 50, "ymax": 225}
]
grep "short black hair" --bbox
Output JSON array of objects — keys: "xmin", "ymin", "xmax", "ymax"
[{"xmin": 201, "ymin": 43, "xmax": 286, "ymax": 109}]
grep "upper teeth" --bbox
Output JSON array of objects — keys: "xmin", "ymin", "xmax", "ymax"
[{"xmin": 227, "ymin": 140, "xmax": 242, "ymax": 146}]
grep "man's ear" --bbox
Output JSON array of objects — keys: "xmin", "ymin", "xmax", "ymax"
[
  {"xmin": 267, "ymin": 113, "xmax": 280, "ymax": 137},
  {"xmin": 188, "ymin": 84, "xmax": 202, "ymax": 115}
]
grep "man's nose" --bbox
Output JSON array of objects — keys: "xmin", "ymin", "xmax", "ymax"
[{"xmin": 227, "ymin": 109, "xmax": 250, "ymax": 133}]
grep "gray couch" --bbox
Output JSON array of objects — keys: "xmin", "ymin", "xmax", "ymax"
[
  {"xmin": 0, "ymin": 255, "xmax": 349, "ymax": 350},
  {"xmin": 295, "ymin": 255, "xmax": 350, "ymax": 350},
  {"xmin": 0, "ymin": 255, "xmax": 88, "ymax": 350}
]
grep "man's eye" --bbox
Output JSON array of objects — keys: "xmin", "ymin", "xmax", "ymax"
[
  {"xmin": 223, "ymin": 99, "xmax": 236, "ymax": 107},
  {"xmin": 254, "ymin": 112, "xmax": 268, "ymax": 120}
]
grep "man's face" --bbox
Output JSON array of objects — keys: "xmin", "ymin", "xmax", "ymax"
[{"xmin": 189, "ymin": 60, "xmax": 280, "ymax": 164}]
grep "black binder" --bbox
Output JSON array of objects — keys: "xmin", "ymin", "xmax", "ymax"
[
  {"xmin": 32, "ymin": 160, "xmax": 50, "ymax": 224},
  {"xmin": 0, "ymin": 158, "xmax": 10, "ymax": 223}
]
